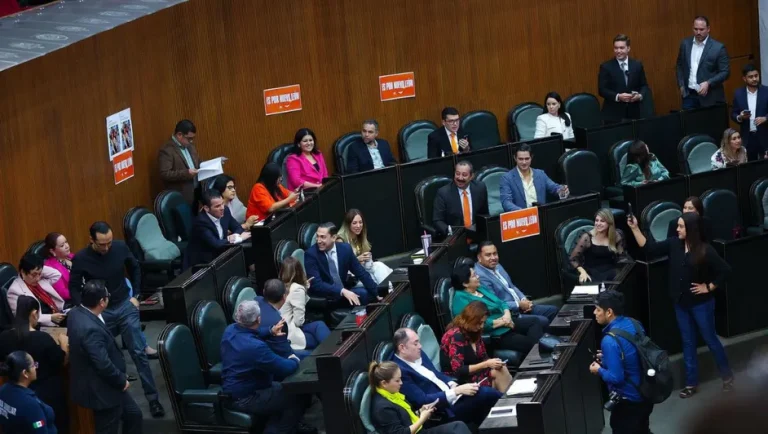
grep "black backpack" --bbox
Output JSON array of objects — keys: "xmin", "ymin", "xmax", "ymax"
[{"xmin": 607, "ymin": 318, "xmax": 673, "ymax": 404}]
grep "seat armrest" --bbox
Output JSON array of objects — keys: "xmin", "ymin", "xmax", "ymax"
[{"xmin": 180, "ymin": 388, "xmax": 222, "ymax": 404}]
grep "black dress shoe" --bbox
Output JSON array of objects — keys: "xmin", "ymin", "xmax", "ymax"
[
  {"xmin": 149, "ymin": 400, "xmax": 165, "ymax": 418},
  {"xmin": 127, "ymin": 375, "xmax": 138, "ymax": 382},
  {"xmin": 296, "ymin": 422, "xmax": 317, "ymax": 434},
  {"xmin": 145, "ymin": 351, "xmax": 159, "ymax": 360}
]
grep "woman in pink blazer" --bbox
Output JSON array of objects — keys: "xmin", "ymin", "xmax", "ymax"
[
  {"xmin": 42, "ymin": 232, "xmax": 73, "ymax": 302},
  {"xmin": 285, "ymin": 128, "xmax": 329, "ymax": 190},
  {"xmin": 8, "ymin": 254, "xmax": 66, "ymax": 327}
]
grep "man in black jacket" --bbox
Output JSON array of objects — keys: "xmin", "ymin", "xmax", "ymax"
[
  {"xmin": 68, "ymin": 280, "xmax": 143, "ymax": 434},
  {"xmin": 432, "ymin": 161, "xmax": 488, "ymax": 237},
  {"xmin": 345, "ymin": 119, "xmax": 397, "ymax": 174},
  {"xmin": 598, "ymin": 34, "xmax": 649, "ymax": 123},
  {"xmin": 427, "ymin": 107, "xmax": 471, "ymax": 158}
]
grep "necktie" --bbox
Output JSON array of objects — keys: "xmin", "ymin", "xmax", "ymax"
[
  {"xmin": 462, "ymin": 190, "xmax": 471, "ymax": 228},
  {"xmin": 621, "ymin": 62, "xmax": 628, "ymax": 86},
  {"xmin": 450, "ymin": 133, "xmax": 458, "ymax": 154},
  {"xmin": 327, "ymin": 251, "xmax": 344, "ymax": 288}
]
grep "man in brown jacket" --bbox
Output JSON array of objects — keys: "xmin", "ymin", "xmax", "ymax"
[{"xmin": 158, "ymin": 119, "xmax": 201, "ymax": 210}]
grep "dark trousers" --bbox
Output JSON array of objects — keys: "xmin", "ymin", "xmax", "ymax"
[
  {"xmin": 451, "ymin": 385, "xmax": 502, "ymax": 427},
  {"xmin": 497, "ymin": 315, "xmax": 544, "ymax": 355},
  {"xmin": 746, "ymin": 132, "xmax": 766, "ymax": 161},
  {"xmin": 328, "ymin": 285, "xmax": 370, "ymax": 308},
  {"xmin": 682, "ymin": 92, "xmax": 703, "ymax": 110},
  {"xmin": 423, "ymin": 421, "xmax": 473, "ymax": 434},
  {"xmin": 609, "ymin": 399, "xmax": 653, "ymax": 434},
  {"xmin": 93, "ymin": 393, "xmax": 143, "ymax": 434},
  {"xmin": 228, "ymin": 382, "xmax": 308, "ymax": 434}
]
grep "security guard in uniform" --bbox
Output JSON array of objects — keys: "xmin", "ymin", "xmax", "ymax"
[{"xmin": 0, "ymin": 351, "xmax": 56, "ymax": 433}]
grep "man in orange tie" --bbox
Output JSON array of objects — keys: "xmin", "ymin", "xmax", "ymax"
[
  {"xmin": 427, "ymin": 107, "xmax": 472, "ymax": 158},
  {"xmin": 432, "ymin": 161, "xmax": 489, "ymax": 238}
]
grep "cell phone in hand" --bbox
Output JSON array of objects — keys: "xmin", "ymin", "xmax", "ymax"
[{"xmin": 627, "ymin": 202, "xmax": 634, "ymax": 219}]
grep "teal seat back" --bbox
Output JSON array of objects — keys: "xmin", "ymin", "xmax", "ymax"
[
  {"xmin": 154, "ymin": 190, "xmax": 192, "ymax": 242},
  {"xmin": 417, "ymin": 324, "xmax": 440, "ymax": 368},
  {"xmin": 191, "ymin": 301, "xmax": 227, "ymax": 370},
  {"xmin": 268, "ymin": 143, "xmax": 295, "ymax": 188},
  {"xmin": 476, "ymin": 166, "xmax": 508, "ymax": 216},
  {"xmin": 234, "ymin": 287, "xmax": 257, "ymax": 317},
  {"xmin": 398, "ymin": 120, "xmax": 437, "ymax": 162},
  {"xmin": 359, "ymin": 386, "xmax": 377, "ymax": 433},
  {"xmin": 556, "ymin": 218, "xmax": 594, "ymax": 271},
  {"xmin": 678, "ymin": 134, "xmax": 717, "ymax": 174},
  {"xmin": 334, "ymin": 132, "xmax": 362, "ymax": 175},
  {"xmin": 609, "ymin": 140, "xmax": 634, "ymax": 186},
  {"xmin": 701, "ymin": 189, "xmax": 741, "ymax": 241},
  {"xmin": 298, "ymin": 223, "xmax": 318, "ymax": 250},
  {"xmin": 640, "ymin": 201, "xmax": 682, "ymax": 242},
  {"xmin": 222, "ymin": 276, "xmax": 253, "ymax": 322},
  {"xmin": 509, "ymin": 102, "xmax": 544, "ymax": 141},
  {"xmin": 460, "ymin": 110, "xmax": 501, "ymax": 150},
  {"xmin": 373, "ymin": 341, "xmax": 394, "ymax": 363},
  {"xmin": 291, "ymin": 249, "xmax": 305, "ymax": 270},
  {"xmin": 274, "ymin": 239, "xmax": 300, "ymax": 270},
  {"xmin": 433, "ymin": 277, "xmax": 453, "ymax": 332},
  {"xmin": 159, "ymin": 324, "xmax": 207, "ymax": 394},
  {"xmin": 564, "ymin": 93, "xmax": 602, "ymax": 129},
  {"xmin": 344, "ymin": 371, "xmax": 370, "ymax": 434},
  {"xmin": 25, "ymin": 241, "xmax": 45, "ymax": 258},
  {"xmin": 754, "ymin": 178, "xmax": 768, "ymax": 228},
  {"xmin": 415, "ymin": 176, "xmax": 452, "ymax": 232}
]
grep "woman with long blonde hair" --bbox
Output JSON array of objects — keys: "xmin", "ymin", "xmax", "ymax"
[
  {"xmin": 336, "ymin": 209, "xmax": 392, "ymax": 284},
  {"xmin": 570, "ymin": 209, "xmax": 632, "ymax": 283},
  {"xmin": 711, "ymin": 128, "xmax": 747, "ymax": 169}
]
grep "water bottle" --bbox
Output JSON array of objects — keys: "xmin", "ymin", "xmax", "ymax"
[
  {"xmin": 447, "ymin": 225, "xmax": 453, "ymax": 236},
  {"xmin": 388, "ymin": 281, "xmax": 394, "ymax": 294},
  {"xmin": 599, "ymin": 282, "xmax": 606, "ymax": 293}
]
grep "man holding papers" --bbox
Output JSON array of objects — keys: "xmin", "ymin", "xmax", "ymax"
[{"xmin": 158, "ymin": 119, "xmax": 201, "ymax": 211}]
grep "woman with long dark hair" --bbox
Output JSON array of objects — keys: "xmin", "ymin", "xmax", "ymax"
[
  {"xmin": 620, "ymin": 140, "xmax": 670, "ymax": 186},
  {"xmin": 534, "ymin": 91, "xmax": 574, "ymax": 140},
  {"xmin": 628, "ymin": 213, "xmax": 733, "ymax": 398},
  {"xmin": 246, "ymin": 162, "xmax": 298, "ymax": 221},
  {"xmin": 666, "ymin": 196, "xmax": 713, "ymax": 241},
  {"xmin": 0, "ymin": 296, "xmax": 68, "ymax": 433},
  {"xmin": 285, "ymin": 128, "xmax": 329, "ymax": 190},
  {"xmin": 440, "ymin": 301, "xmax": 512, "ymax": 393}
]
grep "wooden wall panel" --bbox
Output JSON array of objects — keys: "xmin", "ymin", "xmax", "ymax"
[{"xmin": 0, "ymin": 0, "xmax": 758, "ymax": 261}]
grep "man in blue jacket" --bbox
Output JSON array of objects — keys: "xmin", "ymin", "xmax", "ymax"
[
  {"xmin": 221, "ymin": 300, "xmax": 315, "ymax": 434},
  {"xmin": 732, "ymin": 64, "xmax": 768, "ymax": 161},
  {"xmin": 255, "ymin": 279, "xmax": 307, "ymax": 361},
  {"xmin": 590, "ymin": 290, "xmax": 653, "ymax": 434},
  {"xmin": 500, "ymin": 144, "xmax": 568, "ymax": 212}
]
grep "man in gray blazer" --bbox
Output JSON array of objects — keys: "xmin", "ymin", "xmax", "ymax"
[
  {"xmin": 474, "ymin": 241, "xmax": 557, "ymax": 327},
  {"xmin": 675, "ymin": 16, "xmax": 730, "ymax": 109}
]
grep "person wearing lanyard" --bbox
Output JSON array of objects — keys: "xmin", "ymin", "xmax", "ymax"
[
  {"xmin": 627, "ymin": 213, "xmax": 733, "ymax": 398},
  {"xmin": 0, "ymin": 351, "xmax": 56, "ymax": 433}
]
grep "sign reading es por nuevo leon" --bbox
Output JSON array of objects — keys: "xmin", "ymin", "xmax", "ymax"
[{"xmin": 500, "ymin": 207, "xmax": 540, "ymax": 242}]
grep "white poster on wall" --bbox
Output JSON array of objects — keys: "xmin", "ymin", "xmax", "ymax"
[{"xmin": 106, "ymin": 108, "xmax": 135, "ymax": 161}]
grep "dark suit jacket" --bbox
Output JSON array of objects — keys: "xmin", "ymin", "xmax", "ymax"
[
  {"xmin": 304, "ymin": 242, "xmax": 377, "ymax": 299},
  {"xmin": 432, "ymin": 181, "xmax": 488, "ymax": 236},
  {"xmin": 67, "ymin": 306, "xmax": 127, "ymax": 410},
  {"xmin": 675, "ymin": 37, "xmax": 730, "ymax": 105},
  {"xmin": 346, "ymin": 138, "xmax": 396, "ymax": 173},
  {"xmin": 158, "ymin": 139, "xmax": 201, "ymax": 204},
  {"xmin": 427, "ymin": 127, "xmax": 471, "ymax": 159},
  {"xmin": 392, "ymin": 351, "xmax": 456, "ymax": 417},
  {"xmin": 731, "ymin": 85, "xmax": 768, "ymax": 152},
  {"xmin": 370, "ymin": 393, "xmax": 417, "ymax": 434},
  {"xmin": 499, "ymin": 167, "xmax": 562, "ymax": 212},
  {"xmin": 184, "ymin": 207, "xmax": 243, "ymax": 269},
  {"xmin": 598, "ymin": 58, "xmax": 649, "ymax": 122},
  {"xmin": 255, "ymin": 296, "xmax": 293, "ymax": 360}
]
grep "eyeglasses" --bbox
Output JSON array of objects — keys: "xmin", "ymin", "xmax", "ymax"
[
  {"xmin": 183, "ymin": 135, "xmax": 195, "ymax": 143},
  {"xmin": 226, "ymin": 185, "xmax": 236, "ymax": 190},
  {"xmin": 444, "ymin": 118, "xmax": 460, "ymax": 124}
]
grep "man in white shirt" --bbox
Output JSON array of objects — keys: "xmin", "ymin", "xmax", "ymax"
[
  {"xmin": 732, "ymin": 64, "xmax": 768, "ymax": 161},
  {"xmin": 392, "ymin": 328, "xmax": 501, "ymax": 427},
  {"xmin": 676, "ymin": 16, "xmax": 730, "ymax": 109}
]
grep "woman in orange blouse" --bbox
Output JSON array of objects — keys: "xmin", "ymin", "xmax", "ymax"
[{"xmin": 246, "ymin": 162, "xmax": 299, "ymax": 221}]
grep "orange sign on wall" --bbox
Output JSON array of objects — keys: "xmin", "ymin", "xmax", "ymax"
[
  {"xmin": 264, "ymin": 84, "xmax": 302, "ymax": 116},
  {"xmin": 500, "ymin": 207, "xmax": 541, "ymax": 242},
  {"xmin": 379, "ymin": 72, "xmax": 415, "ymax": 101},
  {"xmin": 113, "ymin": 150, "xmax": 135, "ymax": 185}
]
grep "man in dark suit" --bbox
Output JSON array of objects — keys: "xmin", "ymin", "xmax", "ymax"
[
  {"xmin": 732, "ymin": 64, "xmax": 768, "ymax": 161},
  {"xmin": 392, "ymin": 328, "xmax": 500, "ymax": 428},
  {"xmin": 676, "ymin": 16, "xmax": 730, "ymax": 109},
  {"xmin": 427, "ymin": 107, "xmax": 471, "ymax": 158},
  {"xmin": 158, "ymin": 119, "xmax": 201, "ymax": 210},
  {"xmin": 346, "ymin": 119, "xmax": 397, "ymax": 173},
  {"xmin": 255, "ymin": 279, "xmax": 296, "ymax": 361},
  {"xmin": 433, "ymin": 161, "xmax": 489, "ymax": 237},
  {"xmin": 304, "ymin": 222, "xmax": 378, "ymax": 307},
  {"xmin": 184, "ymin": 190, "xmax": 251, "ymax": 269},
  {"xmin": 598, "ymin": 34, "xmax": 649, "ymax": 123},
  {"xmin": 68, "ymin": 280, "xmax": 142, "ymax": 434}
]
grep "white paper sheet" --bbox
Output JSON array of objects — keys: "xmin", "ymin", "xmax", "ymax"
[
  {"xmin": 571, "ymin": 285, "xmax": 599, "ymax": 295},
  {"xmin": 506, "ymin": 378, "xmax": 537, "ymax": 396},
  {"xmin": 197, "ymin": 157, "xmax": 228, "ymax": 181}
]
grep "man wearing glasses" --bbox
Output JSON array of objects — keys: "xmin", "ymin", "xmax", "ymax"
[
  {"xmin": 158, "ymin": 119, "xmax": 202, "ymax": 211},
  {"xmin": 427, "ymin": 107, "xmax": 472, "ymax": 158}
]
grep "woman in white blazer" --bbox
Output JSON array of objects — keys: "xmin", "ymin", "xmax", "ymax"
[
  {"xmin": 8, "ymin": 254, "xmax": 66, "ymax": 327},
  {"xmin": 534, "ymin": 91, "xmax": 575, "ymax": 140},
  {"xmin": 279, "ymin": 257, "xmax": 331, "ymax": 351}
]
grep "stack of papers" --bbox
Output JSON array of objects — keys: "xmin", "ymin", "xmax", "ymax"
[
  {"xmin": 571, "ymin": 285, "xmax": 599, "ymax": 295},
  {"xmin": 197, "ymin": 157, "xmax": 228, "ymax": 181},
  {"xmin": 506, "ymin": 378, "xmax": 537, "ymax": 396}
]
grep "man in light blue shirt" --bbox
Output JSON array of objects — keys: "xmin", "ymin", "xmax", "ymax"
[{"xmin": 474, "ymin": 241, "xmax": 557, "ymax": 327}]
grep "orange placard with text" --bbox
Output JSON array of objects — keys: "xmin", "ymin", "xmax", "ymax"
[
  {"xmin": 113, "ymin": 150, "xmax": 135, "ymax": 185},
  {"xmin": 500, "ymin": 207, "xmax": 540, "ymax": 242},
  {"xmin": 379, "ymin": 72, "xmax": 415, "ymax": 101},
  {"xmin": 264, "ymin": 84, "xmax": 302, "ymax": 116}
]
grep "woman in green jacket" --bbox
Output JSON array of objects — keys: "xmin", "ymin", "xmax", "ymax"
[
  {"xmin": 451, "ymin": 263, "xmax": 543, "ymax": 355},
  {"xmin": 620, "ymin": 140, "xmax": 670, "ymax": 187}
]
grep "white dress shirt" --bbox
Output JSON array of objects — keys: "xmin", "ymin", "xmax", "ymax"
[
  {"xmin": 533, "ymin": 113, "xmax": 574, "ymax": 140},
  {"xmin": 688, "ymin": 37, "xmax": 708, "ymax": 90},
  {"xmin": 81, "ymin": 305, "xmax": 106, "ymax": 324},
  {"xmin": 747, "ymin": 88, "xmax": 758, "ymax": 132},
  {"xmin": 396, "ymin": 354, "xmax": 459, "ymax": 404},
  {"xmin": 457, "ymin": 186, "xmax": 473, "ymax": 224},
  {"xmin": 366, "ymin": 140, "xmax": 384, "ymax": 169},
  {"xmin": 206, "ymin": 212, "xmax": 224, "ymax": 239},
  {"xmin": 517, "ymin": 167, "xmax": 537, "ymax": 208}
]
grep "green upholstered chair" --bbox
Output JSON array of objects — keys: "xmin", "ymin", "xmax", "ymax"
[
  {"xmin": 25, "ymin": 241, "xmax": 45, "ymax": 258},
  {"xmin": 344, "ymin": 370, "xmax": 370, "ymax": 434},
  {"xmin": 508, "ymin": 102, "xmax": 544, "ymax": 142},
  {"xmin": 298, "ymin": 222, "xmax": 318, "ymax": 250},
  {"xmin": 191, "ymin": 301, "xmax": 227, "ymax": 384},
  {"xmin": 154, "ymin": 190, "xmax": 193, "ymax": 249},
  {"xmin": 357, "ymin": 384, "xmax": 377, "ymax": 434},
  {"xmin": 476, "ymin": 166, "xmax": 508, "ymax": 216},
  {"xmin": 460, "ymin": 110, "xmax": 501, "ymax": 150},
  {"xmin": 701, "ymin": 189, "xmax": 741, "ymax": 241},
  {"xmin": 555, "ymin": 217, "xmax": 594, "ymax": 290},
  {"xmin": 267, "ymin": 143, "xmax": 295, "ymax": 188},
  {"xmin": 748, "ymin": 178, "xmax": 768, "ymax": 234},
  {"xmin": 123, "ymin": 207, "xmax": 182, "ymax": 290},
  {"xmin": 373, "ymin": 341, "xmax": 394, "ymax": 363},
  {"xmin": 333, "ymin": 132, "xmax": 362, "ymax": 175},
  {"xmin": 608, "ymin": 139, "xmax": 634, "ymax": 197},
  {"xmin": 564, "ymin": 93, "xmax": 602, "ymax": 129},
  {"xmin": 221, "ymin": 276, "xmax": 255, "ymax": 323},
  {"xmin": 640, "ymin": 201, "xmax": 681, "ymax": 243},
  {"xmin": 398, "ymin": 120, "xmax": 437, "ymax": 162},
  {"xmin": 678, "ymin": 134, "xmax": 717, "ymax": 174},
  {"xmin": 415, "ymin": 175, "xmax": 452, "ymax": 237}
]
